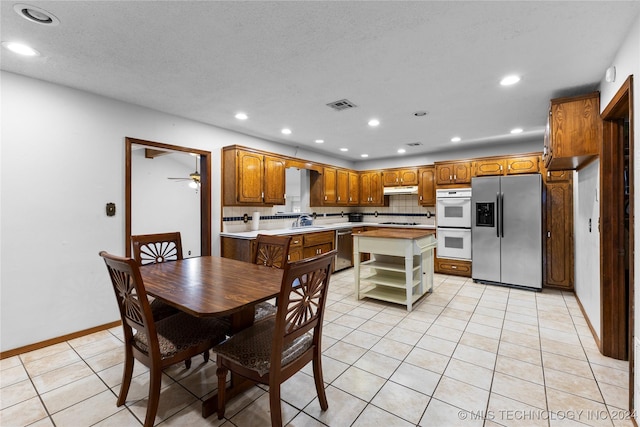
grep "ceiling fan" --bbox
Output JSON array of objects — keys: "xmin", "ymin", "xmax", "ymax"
[{"xmin": 168, "ymin": 155, "xmax": 200, "ymax": 191}]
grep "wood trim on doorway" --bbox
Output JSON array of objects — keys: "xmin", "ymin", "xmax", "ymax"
[
  {"xmin": 600, "ymin": 75, "xmax": 634, "ymax": 409},
  {"xmin": 125, "ymin": 137, "xmax": 212, "ymax": 257}
]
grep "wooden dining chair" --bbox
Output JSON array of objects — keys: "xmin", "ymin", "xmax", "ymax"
[
  {"xmin": 252, "ymin": 234, "xmax": 292, "ymax": 321},
  {"xmin": 214, "ymin": 249, "xmax": 336, "ymax": 427},
  {"xmin": 132, "ymin": 232, "xmax": 211, "ymax": 367},
  {"xmin": 131, "ymin": 232, "xmax": 184, "ymax": 321},
  {"xmin": 99, "ymin": 251, "xmax": 228, "ymax": 427}
]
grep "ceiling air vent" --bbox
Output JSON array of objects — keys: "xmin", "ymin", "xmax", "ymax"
[
  {"xmin": 406, "ymin": 142, "xmax": 423, "ymax": 147},
  {"xmin": 327, "ymin": 99, "xmax": 357, "ymax": 111}
]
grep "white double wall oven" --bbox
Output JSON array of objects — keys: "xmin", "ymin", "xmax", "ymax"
[{"xmin": 436, "ymin": 188, "xmax": 472, "ymax": 260}]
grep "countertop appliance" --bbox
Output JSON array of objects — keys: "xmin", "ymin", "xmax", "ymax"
[
  {"xmin": 348, "ymin": 212, "xmax": 363, "ymax": 222},
  {"xmin": 471, "ymin": 174, "xmax": 542, "ymax": 290},
  {"xmin": 436, "ymin": 188, "xmax": 472, "ymax": 260},
  {"xmin": 335, "ymin": 228, "xmax": 353, "ymax": 271}
]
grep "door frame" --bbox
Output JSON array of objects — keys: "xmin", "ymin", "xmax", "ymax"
[
  {"xmin": 125, "ymin": 137, "xmax": 212, "ymax": 257},
  {"xmin": 600, "ymin": 76, "xmax": 634, "ymax": 407}
]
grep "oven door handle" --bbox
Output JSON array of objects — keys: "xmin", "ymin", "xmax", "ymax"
[{"xmin": 437, "ymin": 198, "xmax": 468, "ymax": 205}]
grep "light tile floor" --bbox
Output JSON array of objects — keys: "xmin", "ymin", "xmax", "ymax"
[{"xmin": 0, "ymin": 270, "xmax": 633, "ymax": 427}]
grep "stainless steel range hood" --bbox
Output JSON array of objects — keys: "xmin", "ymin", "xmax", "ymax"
[{"xmin": 383, "ymin": 185, "xmax": 419, "ymax": 195}]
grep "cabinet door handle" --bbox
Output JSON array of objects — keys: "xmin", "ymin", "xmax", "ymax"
[
  {"xmin": 324, "ymin": 195, "xmax": 327, "ymax": 201},
  {"xmin": 451, "ymin": 265, "xmax": 457, "ymax": 269},
  {"xmin": 453, "ymin": 174, "xmax": 457, "ymax": 181},
  {"xmin": 449, "ymin": 175, "xmax": 452, "ymax": 181},
  {"xmin": 547, "ymin": 231, "xmax": 551, "ymax": 238}
]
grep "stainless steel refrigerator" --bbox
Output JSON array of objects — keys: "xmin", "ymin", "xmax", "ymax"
[{"xmin": 471, "ymin": 174, "xmax": 542, "ymax": 290}]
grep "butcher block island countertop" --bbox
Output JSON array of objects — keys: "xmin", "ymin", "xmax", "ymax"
[{"xmin": 354, "ymin": 228, "xmax": 437, "ymax": 311}]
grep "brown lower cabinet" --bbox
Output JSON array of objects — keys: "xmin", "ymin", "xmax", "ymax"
[
  {"xmin": 288, "ymin": 236, "xmax": 303, "ymax": 262},
  {"xmin": 543, "ymin": 171, "xmax": 574, "ymax": 290},
  {"xmin": 221, "ymin": 230, "xmax": 335, "ymax": 265},
  {"xmin": 435, "ymin": 256, "xmax": 472, "ymax": 277}
]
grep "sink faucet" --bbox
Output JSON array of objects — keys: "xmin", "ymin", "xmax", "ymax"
[{"xmin": 292, "ymin": 214, "xmax": 313, "ymax": 228}]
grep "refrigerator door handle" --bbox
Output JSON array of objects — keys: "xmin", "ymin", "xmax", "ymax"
[
  {"xmin": 496, "ymin": 192, "xmax": 500, "ymax": 238},
  {"xmin": 500, "ymin": 192, "xmax": 505, "ymax": 238}
]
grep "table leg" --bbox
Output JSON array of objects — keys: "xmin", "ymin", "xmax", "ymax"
[{"xmin": 201, "ymin": 305, "xmax": 257, "ymax": 418}]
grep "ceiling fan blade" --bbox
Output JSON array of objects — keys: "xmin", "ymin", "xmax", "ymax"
[{"xmin": 167, "ymin": 177, "xmax": 191, "ymax": 181}]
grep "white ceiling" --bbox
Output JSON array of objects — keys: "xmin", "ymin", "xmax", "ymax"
[{"xmin": 2, "ymin": 1, "xmax": 639, "ymax": 161}]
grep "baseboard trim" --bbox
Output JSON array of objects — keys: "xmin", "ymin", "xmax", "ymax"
[
  {"xmin": 0, "ymin": 321, "xmax": 121, "ymax": 360},
  {"xmin": 574, "ymin": 293, "xmax": 601, "ymax": 349}
]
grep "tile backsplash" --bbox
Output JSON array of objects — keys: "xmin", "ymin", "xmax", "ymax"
[{"xmin": 222, "ymin": 194, "xmax": 435, "ymax": 232}]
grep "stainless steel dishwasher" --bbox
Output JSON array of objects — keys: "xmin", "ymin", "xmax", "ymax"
[{"xmin": 335, "ymin": 228, "xmax": 353, "ymax": 271}]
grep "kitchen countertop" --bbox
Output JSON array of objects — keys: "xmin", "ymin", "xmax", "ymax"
[
  {"xmin": 356, "ymin": 228, "xmax": 436, "ymax": 239},
  {"xmin": 220, "ymin": 222, "xmax": 436, "ymax": 240}
]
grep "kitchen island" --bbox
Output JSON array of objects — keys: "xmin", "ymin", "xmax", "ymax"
[{"xmin": 354, "ymin": 228, "xmax": 436, "ymax": 311}]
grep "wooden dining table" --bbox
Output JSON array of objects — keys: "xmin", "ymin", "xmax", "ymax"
[{"xmin": 139, "ymin": 255, "xmax": 284, "ymax": 418}]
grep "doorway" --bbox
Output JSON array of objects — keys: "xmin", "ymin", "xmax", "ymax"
[
  {"xmin": 600, "ymin": 76, "xmax": 634, "ymax": 408},
  {"xmin": 125, "ymin": 137, "xmax": 212, "ymax": 257}
]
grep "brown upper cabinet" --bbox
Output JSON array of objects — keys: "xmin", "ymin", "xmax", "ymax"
[
  {"xmin": 360, "ymin": 170, "xmax": 386, "ymax": 206},
  {"xmin": 223, "ymin": 147, "xmax": 285, "ymax": 206},
  {"xmin": 336, "ymin": 169, "xmax": 350, "ymax": 205},
  {"xmin": 418, "ymin": 166, "xmax": 436, "ymax": 206},
  {"xmin": 473, "ymin": 154, "xmax": 540, "ymax": 177},
  {"xmin": 348, "ymin": 171, "xmax": 360, "ymax": 205},
  {"xmin": 382, "ymin": 168, "xmax": 418, "ymax": 186},
  {"xmin": 543, "ymin": 92, "xmax": 602, "ymax": 170},
  {"xmin": 310, "ymin": 166, "xmax": 360, "ymax": 206},
  {"xmin": 435, "ymin": 161, "xmax": 472, "ymax": 185}
]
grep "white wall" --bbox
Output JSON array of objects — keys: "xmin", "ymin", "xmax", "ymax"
[
  {"xmin": 574, "ymin": 162, "xmax": 600, "ymax": 338},
  {"xmin": 0, "ymin": 71, "xmax": 351, "ymax": 352},
  {"xmin": 131, "ymin": 149, "xmax": 201, "ymax": 257}
]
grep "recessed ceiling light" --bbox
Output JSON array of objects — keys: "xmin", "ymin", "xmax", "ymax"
[
  {"xmin": 234, "ymin": 112, "xmax": 248, "ymax": 120},
  {"xmin": 2, "ymin": 42, "xmax": 40, "ymax": 56},
  {"xmin": 510, "ymin": 128, "xmax": 523, "ymax": 134},
  {"xmin": 14, "ymin": 4, "xmax": 59, "ymax": 26},
  {"xmin": 340, "ymin": 148, "xmax": 348, "ymax": 152},
  {"xmin": 500, "ymin": 75, "xmax": 521, "ymax": 86},
  {"xmin": 315, "ymin": 139, "xmax": 324, "ymax": 144},
  {"xmin": 368, "ymin": 119, "xmax": 380, "ymax": 127},
  {"xmin": 413, "ymin": 111, "xmax": 428, "ymax": 117},
  {"xmin": 281, "ymin": 128, "xmax": 292, "ymax": 135},
  {"xmin": 397, "ymin": 148, "xmax": 406, "ymax": 154},
  {"xmin": 451, "ymin": 136, "xmax": 461, "ymax": 143},
  {"xmin": 361, "ymin": 154, "xmax": 369, "ymax": 158}
]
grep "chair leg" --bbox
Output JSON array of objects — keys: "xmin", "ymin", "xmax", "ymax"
[
  {"xmin": 144, "ymin": 367, "xmax": 162, "ymax": 427},
  {"xmin": 184, "ymin": 358, "xmax": 191, "ymax": 369},
  {"xmin": 216, "ymin": 363, "xmax": 228, "ymax": 420},
  {"xmin": 269, "ymin": 383, "xmax": 283, "ymax": 427},
  {"xmin": 312, "ymin": 350, "xmax": 328, "ymax": 411},
  {"xmin": 117, "ymin": 347, "xmax": 134, "ymax": 406},
  {"xmin": 203, "ymin": 350, "xmax": 209, "ymax": 363}
]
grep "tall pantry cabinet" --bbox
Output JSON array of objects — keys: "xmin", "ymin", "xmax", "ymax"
[{"xmin": 543, "ymin": 170, "xmax": 574, "ymax": 290}]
